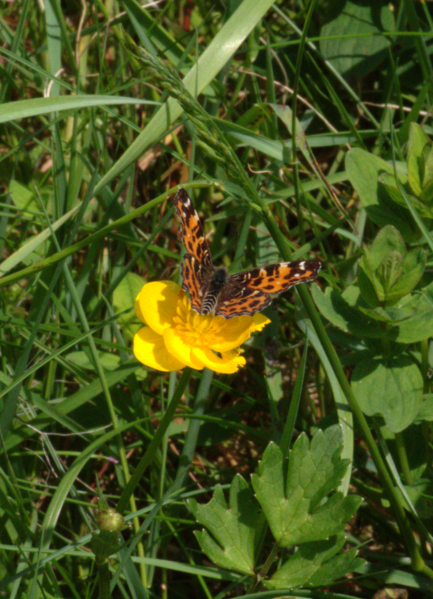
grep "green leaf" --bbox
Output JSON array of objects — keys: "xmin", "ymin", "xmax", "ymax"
[
  {"xmin": 0, "ymin": 204, "xmax": 80, "ymax": 277},
  {"xmin": 251, "ymin": 426, "xmax": 361, "ymax": 547},
  {"xmin": 376, "ymin": 251, "xmax": 405, "ymax": 294},
  {"xmin": 414, "ymin": 394, "xmax": 433, "ymax": 423},
  {"xmin": 266, "ymin": 534, "xmax": 363, "ymax": 590},
  {"xmin": 313, "ymin": 277, "xmax": 433, "ymax": 343},
  {"xmin": 358, "ymin": 226, "xmax": 426, "ymax": 304},
  {"xmin": 420, "ymin": 177, "xmax": 433, "ymax": 205},
  {"xmin": 421, "ymin": 142, "xmax": 433, "ymax": 190},
  {"xmin": 320, "ymin": 1, "xmax": 394, "ymax": 79},
  {"xmin": 389, "ymin": 283, "xmax": 433, "ymax": 343},
  {"xmin": 9, "ymin": 180, "xmax": 40, "ymax": 216},
  {"xmin": 352, "ymin": 355, "xmax": 423, "ymax": 432},
  {"xmin": 403, "ymin": 479, "xmax": 433, "ymax": 519},
  {"xmin": 346, "ymin": 148, "xmax": 418, "ymax": 241},
  {"xmin": 407, "ymin": 122, "xmax": 430, "ymax": 196},
  {"xmin": 113, "ymin": 273, "xmax": 144, "ymax": 340},
  {"xmin": 312, "ymin": 285, "xmax": 383, "ymax": 338},
  {"xmin": 188, "ymin": 475, "xmax": 259, "ymax": 576},
  {"xmin": 67, "ymin": 351, "xmax": 121, "ymax": 372},
  {"xmin": 379, "ymin": 172, "xmax": 433, "ymax": 219},
  {"xmin": 0, "ymin": 95, "xmax": 156, "ymax": 125},
  {"xmin": 385, "ymin": 247, "xmax": 426, "ymax": 302}
]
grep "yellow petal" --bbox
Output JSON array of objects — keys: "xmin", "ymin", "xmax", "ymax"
[
  {"xmin": 252, "ymin": 313, "xmax": 271, "ymax": 330},
  {"xmin": 137, "ymin": 281, "xmax": 181, "ymax": 335},
  {"xmin": 210, "ymin": 314, "xmax": 271, "ymax": 352},
  {"xmin": 134, "ymin": 326, "xmax": 186, "ymax": 372},
  {"xmin": 163, "ymin": 328, "xmax": 205, "ymax": 371},
  {"xmin": 192, "ymin": 346, "xmax": 246, "ymax": 374},
  {"xmin": 134, "ymin": 295, "xmax": 146, "ymax": 323}
]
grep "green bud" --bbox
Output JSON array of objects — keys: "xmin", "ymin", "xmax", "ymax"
[{"xmin": 96, "ymin": 507, "xmax": 126, "ymax": 533}]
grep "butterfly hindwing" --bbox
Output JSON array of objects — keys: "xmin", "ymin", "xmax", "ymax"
[{"xmin": 215, "ymin": 285, "xmax": 272, "ymax": 317}]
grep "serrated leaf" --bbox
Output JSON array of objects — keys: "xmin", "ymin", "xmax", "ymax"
[
  {"xmin": 352, "ymin": 355, "xmax": 423, "ymax": 432},
  {"xmin": 251, "ymin": 426, "xmax": 361, "ymax": 547},
  {"xmin": 189, "ymin": 475, "xmax": 259, "ymax": 576},
  {"xmin": 285, "ymin": 426, "xmax": 349, "ymax": 509},
  {"xmin": 266, "ymin": 534, "xmax": 363, "ymax": 590},
  {"xmin": 308, "ymin": 550, "xmax": 364, "ymax": 588}
]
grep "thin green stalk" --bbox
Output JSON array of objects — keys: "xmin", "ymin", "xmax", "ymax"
[
  {"xmin": 421, "ymin": 338, "xmax": 429, "ymax": 392},
  {"xmin": 394, "ymin": 432, "xmax": 414, "ymax": 486},
  {"xmin": 280, "ymin": 338, "xmax": 308, "ymax": 458},
  {"xmin": 252, "ymin": 542, "xmax": 280, "ymax": 592},
  {"xmin": 176, "ymin": 368, "xmax": 213, "ymax": 489},
  {"xmin": 290, "ymin": 0, "xmax": 319, "ymax": 246}
]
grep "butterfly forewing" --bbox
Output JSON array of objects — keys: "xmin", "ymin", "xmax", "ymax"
[
  {"xmin": 174, "ymin": 189, "xmax": 213, "ymax": 269},
  {"xmin": 229, "ymin": 261, "xmax": 321, "ymax": 292}
]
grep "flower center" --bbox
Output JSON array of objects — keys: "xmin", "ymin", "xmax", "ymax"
[{"xmin": 172, "ymin": 295, "xmax": 225, "ymax": 346}]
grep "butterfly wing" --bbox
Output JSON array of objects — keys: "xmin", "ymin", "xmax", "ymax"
[
  {"xmin": 174, "ymin": 189, "xmax": 213, "ymax": 268},
  {"xmin": 215, "ymin": 285, "xmax": 273, "ymax": 317},
  {"xmin": 215, "ymin": 260, "xmax": 321, "ymax": 318},
  {"xmin": 181, "ymin": 255, "xmax": 208, "ymax": 313},
  {"xmin": 174, "ymin": 189, "xmax": 214, "ymax": 312}
]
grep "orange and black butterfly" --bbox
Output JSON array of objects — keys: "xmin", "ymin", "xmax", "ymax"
[{"xmin": 174, "ymin": 189, "xmax": 321, "ymax": 318}]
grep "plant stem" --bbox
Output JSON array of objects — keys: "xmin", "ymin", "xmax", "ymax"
[
  {"xmin": 253, "ymin": 542, "xmax": 280, "ymax": 592},
  {"xmin": 98, "ymin": 562, "xmax": 110, "ymax": 599},
  {"xmin": 395, "ymin": 431, "xmax": 414, "ymax": 486}
]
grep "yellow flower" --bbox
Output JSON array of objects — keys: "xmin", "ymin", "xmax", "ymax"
[{"xmin": 133, "ymin": 281, "xmax": 270, "ymax": 374}]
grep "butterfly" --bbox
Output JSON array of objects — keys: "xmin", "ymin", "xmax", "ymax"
[{"xmin": 174, "ymin": 189, "xmax": 321, "ymax": 318}]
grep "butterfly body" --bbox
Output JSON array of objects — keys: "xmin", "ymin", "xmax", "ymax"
[
  {"xmin": 200, "ymin": 266, "xmax": 230, "ymax": 315},
  {"xmin": 174, "ymin": 189, "xmax": 321, "ymax": 318}
]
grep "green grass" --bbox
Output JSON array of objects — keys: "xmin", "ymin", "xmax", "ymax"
[{"xmin": 2, "ymin": 1, "xmax": 433, "ymax": 597}]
